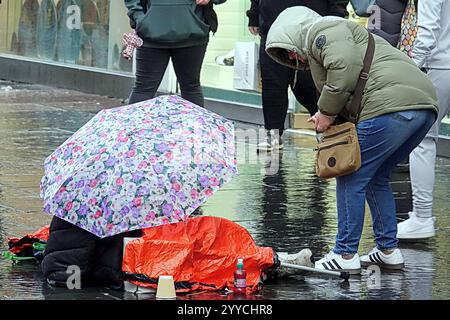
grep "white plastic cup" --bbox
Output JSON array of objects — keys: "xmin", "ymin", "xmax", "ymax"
[{"xmin": 156, "ymin": 275, "xmax": 177, "ymax": 299}]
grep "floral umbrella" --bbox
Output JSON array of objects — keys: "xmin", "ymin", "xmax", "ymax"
[{"xmin": 40, "ymin": 95, "xmax": 238, "ymax": 238}]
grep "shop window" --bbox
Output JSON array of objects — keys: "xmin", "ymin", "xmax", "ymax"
[
  {"xmin": 0, "ymin": 0, "xmax": 133, "ymax": 72},
  {"xmin": 200, "ymin": 1, "xmax": 262, "ymax": 106}
]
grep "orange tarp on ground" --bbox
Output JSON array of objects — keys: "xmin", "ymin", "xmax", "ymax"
[
  {"xmin": 7, "ymin": 217, "xmax": 275, "ymax": 293},
  {"xmin": 122, "ymin": 216, "xmax": 275, "ymax": 293},
  {"xmin": 8, "ymin": 226, "xmax": 50, "ymax": 254}
]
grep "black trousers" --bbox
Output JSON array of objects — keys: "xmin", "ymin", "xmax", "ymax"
[
  {"xmin": 260, "ymin": 36, "xmax": 318, "ymax": 133},
  {"xmin": 129, "ymin": 43, "xmax": 208, "ymax": 107}
]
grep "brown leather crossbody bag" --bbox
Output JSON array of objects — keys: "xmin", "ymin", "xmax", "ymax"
[{"xmin": 316, "ymin": 31, "xmax": 375, "ymax": 179}]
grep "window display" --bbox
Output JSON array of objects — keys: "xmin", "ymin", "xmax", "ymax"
[
  {"xmin": 200, "ymin": 1, "xmax": 261, "ymax": 104},
  {"xmin": 0, "ymin": 0, "xmax": 132, "ymax": 72},
  {"xmin": 0, "ymin": 1, "xmax": 256, "ymax": 95},
  {"xmin": 0, "ymin": 0, "xmax": 448, "ymax": 133},
  {"xmin": 0, "ymin": 1, "xmax": 255, "ymax": 79}
]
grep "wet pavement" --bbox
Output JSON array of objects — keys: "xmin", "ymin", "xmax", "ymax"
[{"xmin": 0, "ymin": 80, "xmax": 449, "ymax": 300}]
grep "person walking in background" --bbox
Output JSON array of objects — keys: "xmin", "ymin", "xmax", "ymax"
[
  {"xmin": 124, "ymin": 0, "xmax": 226, "ymax": 107},
  {"xmin": 265, "ymin": 6, "xmax": 438, "ymax": 274},
  {"xmin": 246, "ymin": 0, "xmax": 349, "ymax": 152},
  {"xmin": 397, "ymin": 0, "xmax": 450, "ymax": 240}
]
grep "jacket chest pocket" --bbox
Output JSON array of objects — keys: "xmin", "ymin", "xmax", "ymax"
[{"xmin": 136, "ymin": 0, "xmax": 210, "ymax": 43}]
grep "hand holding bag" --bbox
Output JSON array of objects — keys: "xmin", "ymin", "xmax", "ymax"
[{"xmin": 315, "ymin": 31, "xmax": 375, "ymax": 179}]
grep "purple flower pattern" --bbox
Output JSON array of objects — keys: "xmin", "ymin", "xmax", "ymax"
[{"xmin": 40, "ymin": 95, "xmax": 237, "ymax": 238}]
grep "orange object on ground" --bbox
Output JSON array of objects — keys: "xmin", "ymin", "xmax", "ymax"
[
  {"xmin": 122, "ymin": 216, "xmax": 275, "ymax": 293},
  {"xmin": 8, "ymin": 226, "xmax": 50, "ymax": 255}
]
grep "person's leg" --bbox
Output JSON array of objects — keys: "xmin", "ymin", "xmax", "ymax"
[
  {"xmin": 409, "ymin": 138, "xmax": 436, "ymax": 217},
  {"xmin": 334, "ymin": 110, "xmax": 436, "ymax": 255},
  {"xmin": 170, "ymin": 43, "xmax": 208, "ymax": 107},
  {"xmin": 359, "ymin": 112, "xmax": 435, "ymax": 268},
  {"xmin": 128, "ymin": 46, "xmax": 170, "ymax": 104},
  {"xmin": 410, "ymin": 69, "xmax": 450, "ymax": 219},
  {"xmin": 41, "ymin": 217, "xmax": 97, "ymax": 287},
  {"xmin": 366, "ymin": 110, "xmax": 436, "ymax": 250},
  {"xmin": 259, "ymin": 36, "xmax": 291, "ymax": 134},
  {"xmin": 316, "ymin": 114, "xmax": 411, "ymax": 274},
  {"xmin": 290, "ymin": 70, "xmax": 318, "ymax": 116}
]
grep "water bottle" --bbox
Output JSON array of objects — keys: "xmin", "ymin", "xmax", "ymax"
[{"xmin": 233, "ymin": 258, "xmax": 247, "ymax": 294}]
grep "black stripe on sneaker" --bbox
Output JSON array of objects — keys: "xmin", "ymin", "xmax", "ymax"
[
  {"xmin": 371, "ymin": 253, "xmax": 382, "ymax": 264},
  {"xmin": 322, "ymin": 262, "xmax": 329, "ymax": 270},
  {"xmin": 331, "ymin": 259, "xmax": 342, "ymax": 269},
  {"xmin": 369, "ymin": 255, "xmax": 377, "ymax": 263},
  {"xmin": 327, "ymin": 261, "xmax": 336, "ymax": 270},
  {"xmin": 375, "ymin": 252, "xmax": 384, "ymax": 264}
]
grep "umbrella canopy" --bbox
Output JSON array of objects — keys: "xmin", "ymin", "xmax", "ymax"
[{"xmin": 40, "ymin": 95, "xmax": 238, "ymax": 238}]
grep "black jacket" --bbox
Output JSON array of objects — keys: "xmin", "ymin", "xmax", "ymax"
[
  {"xmin": 247, "ymin": 0, "xmax": 350, "ymax": 36},
  {"xmin": 369, "ymin": 0, "xmax": 418, "ymax": 47},
  {"xmin": 41, "ymin": 217, "xmax": 142, "ymax": 289}
]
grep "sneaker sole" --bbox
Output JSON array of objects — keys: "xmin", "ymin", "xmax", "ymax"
[
  {"xmin": 361, "ymin": 261, "xmax": 405, "ymax": 270},
  {"xmin": 316, "ymin": 267, "xmax": 361, "ymax": 275},
  {"xmin": 397, "ymin": 231, "xmax": 436, "ymax": 240}
]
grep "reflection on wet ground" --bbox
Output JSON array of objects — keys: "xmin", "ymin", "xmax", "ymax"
[{"xmin": 0, "ymin": 81, "xmax": 449, "ymax": 300}]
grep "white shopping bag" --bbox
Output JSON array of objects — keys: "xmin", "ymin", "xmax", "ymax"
[{"xmin": 233, "ymin": 42, "xmax": 261, "ymax": 92}]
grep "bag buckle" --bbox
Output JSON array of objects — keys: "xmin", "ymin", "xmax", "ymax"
[
  {"xmin": 359, "ymin": 72, "xmax": 369, "ymax": 80},
  {"xmin": 316, "ymin": 132, "xmax": 324, "ymax": 143}
]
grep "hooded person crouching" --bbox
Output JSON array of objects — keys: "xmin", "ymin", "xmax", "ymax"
[{"xmin": 265, "ymin": 6, "xmax": 438, "ymax": 274}]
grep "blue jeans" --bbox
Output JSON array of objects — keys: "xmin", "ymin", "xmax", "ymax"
[{"xmin": 333, "ymin": 110, "xmax": 436, "ymax": 255}]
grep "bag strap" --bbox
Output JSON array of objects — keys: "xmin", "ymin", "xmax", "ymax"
[{"xmin": 347, "ymin": 31, "xmax": 375, "ymax": 124}]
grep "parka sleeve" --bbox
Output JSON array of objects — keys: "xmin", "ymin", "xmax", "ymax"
[
  {"xmin": 246, "ymin": 0, "xmax": 260, "ymax": 27},
  {"xmin": 411, "ymin": 0, "xmax": 443, "ymax": 68},
  {"xmin": 124, "ymin": 0, "xmax": 146, "ymax": 26},
  {"xmin": 309, "ymin": 25, "xmax": 364, "ymax": 116}
]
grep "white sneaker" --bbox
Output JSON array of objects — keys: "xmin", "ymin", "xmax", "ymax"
[
  {"xmin": 277, "ymin": 249, "xmax": 314, "ymax": 277},
  {"xmin": 360, "ymin": 247, "xmax": 404, "ymax": 270},
  {"xmin": 397, "ymin": 212, "xmax": 436, "ymax": 240},
  {"xmin": 215, "ymin": 49, "xmax": 235, "ymax": 66},
  {"xmin": 257, "ymin": 130, "xmax": 284, "ymax": 153},
  {"xmin": 314, "ymin": 251, "xmax": 361, "ymax": 275}
]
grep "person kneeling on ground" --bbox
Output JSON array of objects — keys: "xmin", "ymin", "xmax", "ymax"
[{"xmin": 41, "ymin": 216, "xmax": 142, "ymax": 290}]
